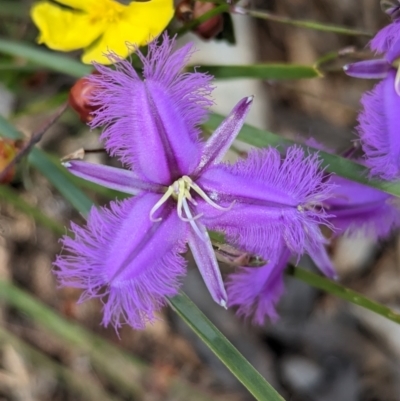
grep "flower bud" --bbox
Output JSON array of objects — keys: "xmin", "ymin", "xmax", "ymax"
[
  {"xmin": 176, "ymin": 0, "xmax": 223, "ymax": 40},
  {"xmin": 0, "ymin": 138, "xmax": 17, "ymax": 184},
  {"xmin": 69, "ymin": 73, "xmax": 99, "ymax": 123},
  {"xmin": 381, "ymin": 0, "xmax": 400, "ymax": 20}
]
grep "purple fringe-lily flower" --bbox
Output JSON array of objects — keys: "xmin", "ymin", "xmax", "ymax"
[
  {"xmin": 326, "ymin": 176, "xmax": 400, "ymax": 239},
  {"xmin": 227, "ymin": 148, "xmax": 400, "ymax": 325},
  {"xmin": 55, "ymin": 35, "xmax": 333, "ymax": 329},
  {"xmin": 344, "ymin": 27, "xmax": 400, "ymax": 179},
  {"xmin": 357, "ymin": 69, "xmax": 400, "ymax": 179}
]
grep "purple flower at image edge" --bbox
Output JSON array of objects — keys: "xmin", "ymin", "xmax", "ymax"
[
  {"xmin": 55, "ymin": 34, "xmax": 334, "ymax": 330},
  {"xmin": 357, "ymin": 69, "xmax": 400, "ymax": 180},
  {"xmin": 226, "ymin": 147, "xmax": 400, "ymax": 325}
]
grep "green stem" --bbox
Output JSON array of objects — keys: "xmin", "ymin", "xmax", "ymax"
[
  {"xmin": 234, "ymin": 7, "xmax": 373, "ymax": 37},
  {"xmin": 286, "ymin": 266, "xmax": 400, "ymax": 324}
]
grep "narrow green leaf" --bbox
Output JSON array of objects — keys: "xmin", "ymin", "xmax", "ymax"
[
  {"xmin": 204, "ymin": 113, "xmax": 400, "ymax": 198},
  {"xmin": 286, "ymin": 266, "xmax": 400, "ymax": 324},
  {"xmin": 235, "ymin": 8, "xmax": 373, "ymax": 37},
  {"xmin": 29, "ymin": 149, "xmax": 94, "ymax": 215},
  {"xmin": 0, "ymin": 185, "xmax": 64, "ymax": 235},
  {"xmin": 0, "ymin": 113, "xmax": 21, "ymax": 140},
  {"xmin": 0, "ymin": 38, "xmax": 91, "ymax": 77},
  {"xmin": 196, "ymin": 64, "xmax": 321, "ymax": 80},
  {"xmin": 0, "ymin": 115, "xmax": 93, "ymax": 214},
  {"xmin": 0, "ymin": 281, "xmax": 235, "ymax": 401},
  {"xmin": 169, "ymin": 292, "xmax": 285, "ymax": 401},
  {"xmin": 0, "ymin": 327, "xmax": 121, "ymax": 401}
]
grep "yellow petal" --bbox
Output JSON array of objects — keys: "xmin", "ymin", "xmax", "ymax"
[
  {"xmin": 31, "ymin": 1, "xmax": 106, "ymax": 51},
  {"xmin": 81, "ymin": 0, "xmax": 174, "ymax": 64}
]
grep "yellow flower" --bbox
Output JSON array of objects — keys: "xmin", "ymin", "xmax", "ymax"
[{"xmin": 31, "ymin": 0, "xmax": 174, "ymax": 64}]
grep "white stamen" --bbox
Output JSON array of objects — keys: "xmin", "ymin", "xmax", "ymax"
[
  {"xmin": 220, "ymin": 299, "xmax": 227, "ymax": 309},
  {"xmin": 186, "ymin": 178, "xmax": 234, "ymax": 212},
  {"xmin": 182, "ymin": 198, "xmax": 206, "ymax": 240},
  {"xmin": 149, "ymin": 186, "xmax": 174, "ymax": 222},
  {"xmin": 148, "ymin": 175, "xmax": 232, "ymax": 240}
]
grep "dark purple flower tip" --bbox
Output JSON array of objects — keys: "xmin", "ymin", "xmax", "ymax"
[
  {"xmin": 227, "ymin": 247, "xmax": 291, "ymax": 325},
  {"xmin": 370, "ymin": 21, "xmax": 400, "ymax": 54},
  {"xmin": 357, "ymin": 70, "xmax": 400, "ymax": 180},
  {"xmin": 381, "ymin": 0, "xmax": 400, "ymax": 20},
  {"xmin": 343, "ymin": 59, "xmax": 390, "ymax": 79}
]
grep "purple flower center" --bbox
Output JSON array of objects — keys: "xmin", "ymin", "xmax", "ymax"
[{"xmin": 149, "ymin": 175, "xmax": 233, "ymax": 239}]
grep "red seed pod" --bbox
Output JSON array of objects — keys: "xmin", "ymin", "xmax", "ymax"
[
  {"xmin": 68, "ymin": 72, "xmax": 99, "ymax": 123},
  {"xmin": 175, "ymin": 0, "xmax": 224, "ymax": 40},
  {"xmin": 193, "ymin": 2, "xmax": 224, "ymax": 40},
  {"xmin": 0, "ymin": 138, "xmax": 17, "ymax": 184}
]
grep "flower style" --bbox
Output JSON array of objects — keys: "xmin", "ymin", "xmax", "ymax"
[
  {"xmin": 31, "ymin": 0, "xmax": 173, "ymax": 64},
  {"xmin": 55, "ymin": 35, "xmax": 333, "ymax": 329}
]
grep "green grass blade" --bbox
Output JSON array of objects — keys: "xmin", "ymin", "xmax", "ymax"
[
  {"xmin": 0, "ymin": 185, "xmax": 64, "ymax": 235},
  {"xmin": 196, "ymin": 64, "xmax": 321, "ymax": 80},
  {"xmin": 287, "ymin": 267, "xmax": 400, "ymax": 324},
  {"xmin": 0, "ymin": 38, "xmax": 91, "ymax": 77},
  {"xmin": 0, "ymin": 114, "xmax": 21, "ymax": 140},
  {"xmin": 0, "ymin": 326, "xmax": 121, "ymax": 401},
  {"xmin": 0, "ymin": 281, "xmax": 232, "ymax": 401},
  {"xmin": 204, "ymin": 113, "xmax": 400, "ymax": 198},
  {"xmin": 169, "ymin": 292, "xmax": 286, "ymax": 401},
  {"xmin": 29, "ymin": 148, "xmax": 93, "ymax": 215},
  {"xmin": 0, "ymin": 114, "xmax": 93, "ymax": 214},
  {"xmin": 236, "ymin": 8, "xmax": 372, "ymax": 37}
]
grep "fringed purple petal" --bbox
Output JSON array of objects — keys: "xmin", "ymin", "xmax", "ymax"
[
  {"xmin": 54, "ymin": 194, "xmax": 188, "ymax": 329},
  {"xmin": 305, "ymin": 241, "xmax": 337, "ymax": 279},
  {"xmin": 327, "ymin": 176, "xmax": 400, "ymax": 239},
  {"xmin": 197, "ymin": 146, "xmax": 333, "ymax": 257},
  {"xmin": 193, "ymin": 96, "xmax": 253, "ymax": 177},
  {"xmin": 139, "ymin": 34, "xmax": 214, "ymax": 137},
  {"xmin": 357, "ymin": 71, "xmax": 400, "ymax": 179},
  {"xmin": 187, "ymin": 224, "xmax": 228, "ymax": 307},
  {"xmin": 88, "ymin": 34, "xmax": 211, "ymax": 184},
  {"xmin": 227, "ymin": 247, "xmax": 291, "ymax": 324},
  {"xmin": 370, "ymin": 21, "xmax": 400, "ymax": 54},
  {"xmin": 386, "ymin": 37, "xmax": 400, "ymax": 63},
  {"xmin": 343, "ymin": 59, "xmax": 390, "ymax": 79},
  {"xmin": 63, "ymin": 160, "xmax": 163, "ymax": 195}
]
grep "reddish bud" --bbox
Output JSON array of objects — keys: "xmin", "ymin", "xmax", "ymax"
[
  {"xmin": 0, "ymin": 138, "xmax": 18, "ymax": 184},
  {"xmin": 193, "ymin": 2, "xmax": 223, "ymax": 39},
  {"xmin": 176, "ymin": 0, "xmax": 224, "ymax": 40},
  {"xmin": 69, "ymin": 73, "xmax": 99, "ymax": 123}
]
